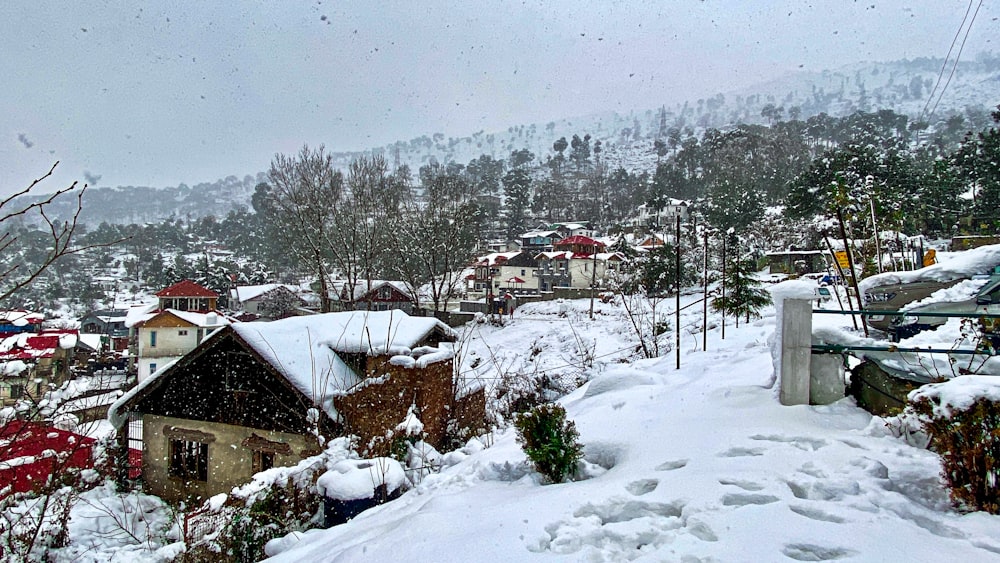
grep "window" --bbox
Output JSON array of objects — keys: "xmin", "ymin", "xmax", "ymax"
[
  {"xmin": 8, "ymin": 384, "xmax": 24, "ymax": 399},
  {"xmin": 178, "ymin": 329, "xmax": 188, "ymax": 336},
  {"xmin": 149, "ymin": 363, "xmax": 157, "ymax": 374},
  {"xmin": 520, "ymin": 269, "xmax": 526, "ymax": 275},
  {"xmin": 169, "ymin": 439, "xmax": 208, "ymax": 481},
  {"xmin": 149, "ymin": 331, "xmax": 157, "ymax": 347},
  {"xmin": 252, "ymin": 450, "xmax": 274, "ymax": 474},
  {"xmin": 377, "ymin": 285, "xmax": 392, "ymax": 300}
]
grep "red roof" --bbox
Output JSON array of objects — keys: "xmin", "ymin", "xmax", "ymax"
[
  {"xmin": 155, "ymin": 279, "xmax": 218, "ymax": 298},
  {"xmin": 0, "ymin": 422, "xmax": 96, "ymax": 497},
  {"xmin": 555, "ymin": 235, "xmax": 605, "ymax": 247}
]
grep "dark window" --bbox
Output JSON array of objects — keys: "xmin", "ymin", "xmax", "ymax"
[
  {"xmin": 149, "ymin": 331, "xmax": 157, "ymax": 347},
  {"xmin": 9, "ymin": 384, "xmax": 24, "ymax": 399},
  {"xmin": 252, "ymin": 450, "xmax": 274, "ymax": 474},
  {"xmin": 178, "ymin": 329, "xmax": 188, "ymax": 336},
  {"xmin": 169, "ymin": 439, "xmax": 208, "ymax": 482}
]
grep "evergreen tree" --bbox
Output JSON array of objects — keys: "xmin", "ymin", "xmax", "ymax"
[{"xmin": 712, "ymin": 245, "xmax": 771, "ymax": 323}]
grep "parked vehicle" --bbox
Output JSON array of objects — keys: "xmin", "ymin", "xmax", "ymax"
[
  {"xmin": 862, "ymin": 279, "xmax": 959, "ymax": 333},
  {"xmin": 860, "ymin": 245, "xmax": 1000, "ymax": 336},
  {"xmin": 889, "ymin": 275, "xmax": 1000, "ymax": 342}
]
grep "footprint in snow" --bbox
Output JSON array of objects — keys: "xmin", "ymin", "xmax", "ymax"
[
  {"xmin": 782, "ymin": 543, "xmax": 857, "ymax": 561},
  {"xmin": 655, "ymin": 459, "xmax": 688, "ymax": 471},
  {"xmin": 626, "ymin": 479, "xmax": 659, "ymax": 496},
  {"xmin": 717, "ymin": 446, "xmax": 765, "ymax": 458},
  {"xmin": 718, "ymin": 478, "xmax": 765, "ymax": 491}
]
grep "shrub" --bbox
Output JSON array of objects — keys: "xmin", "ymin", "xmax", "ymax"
[
  {"xmin": 514, "ymin": 403, "xmax": 583, "ymax": 484},
  {"xmin": 909, "ymin": 381, "xmax": 1000, "ymax": 514}
]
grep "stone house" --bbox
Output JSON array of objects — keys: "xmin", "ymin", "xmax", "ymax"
[{"xmin": 109, "ymin": 310, "xmax": 484, "ymax": 504}]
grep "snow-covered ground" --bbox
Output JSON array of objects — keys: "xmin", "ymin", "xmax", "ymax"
[
  {"xmin": 259, "ymin": 296, "xmax": 1000, "ymax": 562},
  {"xmin": 36, "ymin": 270, "xmax": 1000, "ymax": 562}
]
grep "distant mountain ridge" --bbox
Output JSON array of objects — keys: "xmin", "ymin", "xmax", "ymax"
[{"xmin": 26, "ymin": 53, "xmax": 1000, "ymax": 226}]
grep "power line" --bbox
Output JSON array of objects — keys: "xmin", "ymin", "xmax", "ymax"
[
  {"xmin": 920, "ymin": 0, "xmax": 975, "ymax": 121},
  {"xmin": 923, "ymin": 1, "xmax": 984, "ymax": 122}
]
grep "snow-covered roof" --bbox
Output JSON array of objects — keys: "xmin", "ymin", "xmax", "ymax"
[
  {"xmin": 126, "ymin": 307, "xmax": 233, "ymax": 329},
  {"xmin": 124, "ymin": 301, "xmax": 158, "ymax": 328},
  {"xmin": 111, "ymin": 310, "xmax": 455, "ymax": 427},
  {"xmin": 0, "ymin": 310, "xmax": 44, "ymax": 326},
  {"xmin": 231, "ymin": 284, "xmax": 298, "ymax": 303},
  {"xmin": 858, "ymin": 244, "xmax": 1000, "ymax": 294},
  {"xmin": 0, "ymin": 330, "xmax": 77, "ymax": 361},
  {"xmin": 333, "ymin": 280, "xmax": 412, "ymax": 302},
  {"xmin": 520, "ymin": 230, "xmax": 559, "ymax": 239},
  {"xmin": 534, "ymin": 251, "xmax": 625, "ymax": 262},
  {"xmin": 476, "ymin": 252, "xmax": 521, "ymax": 267}
]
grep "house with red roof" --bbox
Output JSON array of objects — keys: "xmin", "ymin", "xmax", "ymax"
[
  {"xmin": 471, "ymin": 252, "xmax": 540, "ymax": 295},
  {"xmin": 126, "ymin": 280, "xmax": 234, "ymax": 383}
]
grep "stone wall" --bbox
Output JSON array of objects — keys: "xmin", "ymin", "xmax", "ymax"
[{"xmin": 333, "ymin": 357, "xmax": 480, "ymax": 453}]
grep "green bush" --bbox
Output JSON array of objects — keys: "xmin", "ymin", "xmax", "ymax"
[
  {"xmin": 514, "ymin": 403, "xmax": 583, "ymax": 484},
  {"xmin": 910, "ymin": 394, "xmax": 1000, "ymax": 514}
]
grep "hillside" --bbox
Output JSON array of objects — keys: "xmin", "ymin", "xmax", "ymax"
[
  {"xmin": 22, "ymin": 54, "xmax": 1000, "ymax": 227},
  {"xmin": 258, "ymin": 295, "xmax": 1000, "ymax": 562}
]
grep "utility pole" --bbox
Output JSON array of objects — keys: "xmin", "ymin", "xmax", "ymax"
[
  {"xmin": 721, "ymin": 235, "xmax": 726, "ymax": 340},
  {"xmin": 675, "ymin": 215, "xmax": 681, "ymax": 370},
  {"xmin": 589, "ymin": 238, "xmax": 598, "ymax": 320},
  {"xmin": 703, "ymin": 229, "xmax": 709, "ymax": 352}
]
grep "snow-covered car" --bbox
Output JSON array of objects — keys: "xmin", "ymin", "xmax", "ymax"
[
  {"xmin": 890, "ymin": 274, "xmax": 1000, "ymax": 342},
  {"xmin": 860, "ymin": 244, "xmax": 1000, "ymax": 335}
]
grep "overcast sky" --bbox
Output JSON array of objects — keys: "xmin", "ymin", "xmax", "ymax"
[{"xmin": 1, "ymin": 1, "xmax": 996, "ymax": 195}]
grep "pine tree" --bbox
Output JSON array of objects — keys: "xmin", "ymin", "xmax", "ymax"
[{"xmin": 712, "ymin": 248, "xmax": 771, "ymax": 324}]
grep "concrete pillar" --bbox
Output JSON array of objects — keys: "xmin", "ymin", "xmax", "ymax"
[
  {"xmin": 809, "ymin": 353, "xmax": 845, "ymax": 405},
  {"xmin": 779, "ymin": 298, "xmax": 812, "ymax": 406}
]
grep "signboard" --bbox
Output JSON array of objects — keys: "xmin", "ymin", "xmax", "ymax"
[
  {"xmin": 922, "ymin": 249, "xmax": 937, "ymax": 267},
  {"xmin": 834, "ymin": 251, "xmax": 850, "ymax": 270}
]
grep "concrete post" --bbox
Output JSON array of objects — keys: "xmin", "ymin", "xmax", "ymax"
[
  {"xmin": 779, "ymin": 298, "xmax": 812, "ymax": 406},
  {"xmin": 809, "ymin": 353, "xmax": 845, "ymax": 405}
]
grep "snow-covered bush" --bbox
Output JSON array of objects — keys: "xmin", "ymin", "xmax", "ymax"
[
  {"xmin": 188, "ymin": 437, "xmax": 358, "ymax": 562},
  {"xmin": 907, "ymin": 376, "xmax": 1000, "ymax": 514},
  {"xmin": 514, "ymin": 403, "xmax": 583, "ymax": 484}
]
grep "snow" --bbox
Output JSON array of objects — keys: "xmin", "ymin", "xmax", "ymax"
[
  {"xmin": 262, "ymin": 295, "xmax": 1000, "ymax": 563},
  {"xmin": 231, "ymin": 283, "xmax": 295, "ymax": 303},
  {"xmin": 901, "ymin": 278, "xmax": 990, "ymax": 312},
  {"xmin": 231, "ymin": 310, "xmax": 455, "ymax": 416},
  {"xmin": 909, "ymin": 376, "xmax": 1000, "ymax": 419},
  {"xmin": 315, "ymin": 458, "xmax": 409, "ymax": 501},
  {"xmin": 858, "ymin": 244, "xmax": 1000, "ymax": 294}
]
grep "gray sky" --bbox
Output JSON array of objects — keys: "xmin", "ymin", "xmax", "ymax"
[{"xmin": 2, "ymin": 1, "xmax": 996, "ymax": 195}]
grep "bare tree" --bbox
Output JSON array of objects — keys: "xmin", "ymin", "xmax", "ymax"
[
  {"xmin": 328, "ymin": 155, "xmax": 407, "ymax": 309},
  {"xmin": 0, "ymin": 163, "xmax": 122, "ymax": 303},
  {"xmin": 264, "ymin": 146, "xmax": 343, "ymax": 312},
  {"xmin": 391, "ymin": 165, "xmax": 480, "ymax": 312}
]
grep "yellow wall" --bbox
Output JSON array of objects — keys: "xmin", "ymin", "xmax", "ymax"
[{"xmin": 141, "ymin": 414, "xmax": 321, "ymax": 504}]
